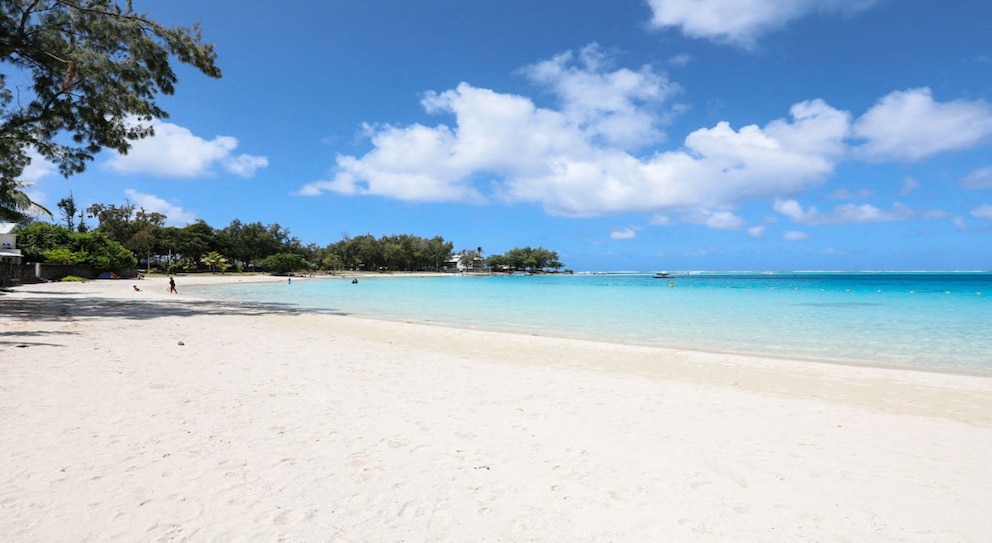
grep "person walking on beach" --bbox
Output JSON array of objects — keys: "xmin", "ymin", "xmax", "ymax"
[{"xmin": 168, "ymin": 277, "xmax": 177, "ymax": 294}]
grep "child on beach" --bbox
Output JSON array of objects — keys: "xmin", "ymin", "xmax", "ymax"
[{"xmin": 168, "ymin": 277, "xmax": 177, "ymax": 294}]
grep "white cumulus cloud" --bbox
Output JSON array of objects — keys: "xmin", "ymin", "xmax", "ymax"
[
  {"xmin": 682, "ymin": 209, "xmax": 745, "ymax": 230},
  {"xmin": 972, "ymin": 204, "xmax": 992, "ymax": 220},
  {"xmin": 21, "ymin": 148, "xmax": 59, "ymax": 183},
  {"xmin": 852, "ymin": 88, "xmax": 992, "ymax": 162},
  {"xmin": 15, "ymin": 149, "xmax": 59, "ymax": 209},
  {"xmin": 900, "ymin": 177, "xmax": 921, "ymax": 195},
  {"xmin": 645, "ymin": 0, "xmax": 881, "ymax": 48},
  {"xmin": 649, "ymin": 214, "xmax": 673, "ymax": 226},
  {"xmin": 123, "ymin": 189, "xmax": 196, "ymax": 226},
  {"xmin": 299, "ymin": 48, "xmax": 850, "ymax": 218},
  {"xmin": 961, "ymin": 167, "xmax": 992, "ymax": 190},
  {"xmin": 610, "ymin": 226, "xmax": 639, "ymax": 240},
  {"xmin": 105, "ymin": 120, "xmax": 268, "ymax": 178},
  {"xmin": 521, "ymin": 43, "xmax": 680, "ymax": 148},
  {"xmin": 774, "ymin": 198, "xmax": 916, "ymax": 225},
  {"xmin": 298, "ymin": 49, "xmax": 992, "ymax": 226}
]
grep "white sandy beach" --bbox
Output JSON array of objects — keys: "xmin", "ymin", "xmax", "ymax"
[{"xmin": 2, "ymin": 274, "xmax": 991, "ymax": 542}]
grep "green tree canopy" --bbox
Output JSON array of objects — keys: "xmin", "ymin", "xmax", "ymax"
[
  {"xmin": 260, "ymin": 252, "xmax": 310, "ymax": 274},
  {"xmin": 56, "ymin": 192, "xmax": 78, "ymax": 230},
  {"xmin": 18, "ymin": 195, "xmax": 561, "ymax": 276},
  {"xmin": 218, "ymin": 219, "xmax": 298, "ymax": 271},
  {"xmin": 0, "ymin": 0, "xmax": 221, "ymax": 218},
  {"xmin": 318, "ymin": 234, "xmax": 454, "ymax": 272},
  {"xmin": 487, "ymin": 246, "xmax": 563, "ymax": 272},
  {"xmin": 16, "ymin": 221, "xmax": 74, "ymax": 259},
  {"xmin": 16, "ymin": 221, "xmax": 136, "ymax": 270},
  {"xmin": 170, "ymin": 220, "xmax": 216, "ymax": 263},
  {"xmin": 85, "ymin": 202, "xmax": 135, "ymax": 242}
]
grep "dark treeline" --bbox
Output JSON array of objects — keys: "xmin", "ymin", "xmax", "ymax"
[
  {"xmin": 15, "ymin": 196, "xmax": 565, "ymax": 274},
  {"xmin": 319, "ymin": 234, "xmax": 454, "ymax": 272},
  {"xmin": 486, "ymin": 247, "xmax": 564, "ymax": 273}
]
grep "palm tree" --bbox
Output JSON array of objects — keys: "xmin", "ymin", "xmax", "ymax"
[
  {"xmin": 0, "ymin": 180, "xmax": 51, "ymax": 222},
  {"xmin": 200, "ymin": 251, "xmax": 229, "ymax": 273}
]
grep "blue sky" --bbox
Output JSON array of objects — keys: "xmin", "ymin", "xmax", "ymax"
[{"xmin": 23, "ymin": 0, "xmax": 992, "ymax": 271}]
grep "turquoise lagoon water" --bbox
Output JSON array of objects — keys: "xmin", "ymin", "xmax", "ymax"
[{"xmin": 184, "ymin": 272, "xmax": 992, "ymax": 375}]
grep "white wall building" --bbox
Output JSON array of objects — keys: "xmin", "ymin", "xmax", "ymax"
[{"xmin": 0, "ymin": 223, "xmax": 23, "ymax": 264}]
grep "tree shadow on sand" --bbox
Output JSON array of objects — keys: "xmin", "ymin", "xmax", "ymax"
[
  {"xmin": 0, "ymin": 290, "xmax": 352, "ymax": 354},
  {"xmin": 0, "ymin": 291, "xmax": 352, "ymax": 323},
  {"xmin": 0, "ymin": 329, "xmax": 76, "ymax": 348}
]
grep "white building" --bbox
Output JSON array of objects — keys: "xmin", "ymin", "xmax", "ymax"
[
  {"xmin": 446, "ymin": 251, "xmax": 484, "ymax": 272},
  {"xmin": 0, "ymin": 223, "xmax": 23, "ymax": 264}
]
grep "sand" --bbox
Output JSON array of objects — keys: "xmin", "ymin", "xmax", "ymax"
[{"xmin": 2, "ymin": 274, "xmax": 991, "ymax": 542}]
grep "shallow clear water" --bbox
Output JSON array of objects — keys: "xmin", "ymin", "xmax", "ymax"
[{"xmin": 184, "ymin": 272, "xmax": 992, "ymax": 375}]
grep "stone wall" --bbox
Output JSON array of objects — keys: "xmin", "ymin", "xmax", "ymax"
[{"xmin": 0, "ymin": 263, "xmax": 139, "ymax": 287}]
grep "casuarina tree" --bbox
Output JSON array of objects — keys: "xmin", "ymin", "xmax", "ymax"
[{"xmin": 0, "ymin": 0, "xmax": 221, "ymax": 219}]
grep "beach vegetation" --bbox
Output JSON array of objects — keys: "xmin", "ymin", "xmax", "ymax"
[
  {"xmin": 315, "ymin": 234, "xmax": 454, "ymax": 272},
  {"xmin": 486, "ymin": 246, "xmax": 564, "ymax": 273},
  {"xmin": 199, "ymin": 251, "xmax": 230, "ymax": 273},
  {"xmin": 77, "ymin": 202, "xmax": 308, "ymax": 273},
  {"xmin": 71, "ymin": 231, "xmax": 136, "ymax": 270},
  {"xmin": 217, "ymin": 219, "xmax": 302, "ymax": 271},
  {"xmin": 261, "ymin": 252, "xmax": 310, "ymax": 274},
  {"xmin": 0, "ymin": 181, "xmax": 51, "ymax": 222},
  {"xmin": 0, "ymin": 0, "xmax": 221, "ymax": 220},
  {"xmin": 458, "ymin": 248, "xmax": 484, "ymax": 270},
  {"xmin": 30, "ymin": 195, "xmax": 568, "ymax": 273},
  {"xmin": 42, "ymin": 246, "xmax": 87, "ymax": 265},
  {"xmin": 56, "ymin": 192, "xmax": 85, "ymax": 232},
  {"xmin": 58, "ymin": 275, "xmax": 87, "ymax": 282},
  {"xmin": 16, "ymin": 222, "xmax": 136, "ymax": 270},
  {"xmin": 85, "ymin": 201, "xmax": 169, "ymax": 271},
  {"xmin": 158, "ymin": 220, "xmax": 218, "ymax": 272},
  {"xmin": 85, "ymin": 202, "xmax": 137, "ymax": 245}
]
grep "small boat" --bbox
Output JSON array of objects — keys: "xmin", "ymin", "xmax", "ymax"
[{"xmin": 653, "ymin": 272, "xmax": 671, "ymax": 278}]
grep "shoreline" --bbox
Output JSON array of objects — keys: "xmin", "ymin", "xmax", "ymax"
[
  {"xmin": 174, "ymin": 271, "xmax": 992, "ymax": 380},
  {"xmin": 58, "ymin": 272, "xmax": 992, "ymax": 418},
  {"xmin": 2, "ymin": 276, "xmax": 991, "ymax": 540}
]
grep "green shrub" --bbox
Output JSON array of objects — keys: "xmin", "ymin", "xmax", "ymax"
[{"xmin": 17, "ymin": 223, "xmax": 137, "ymax": 270}]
